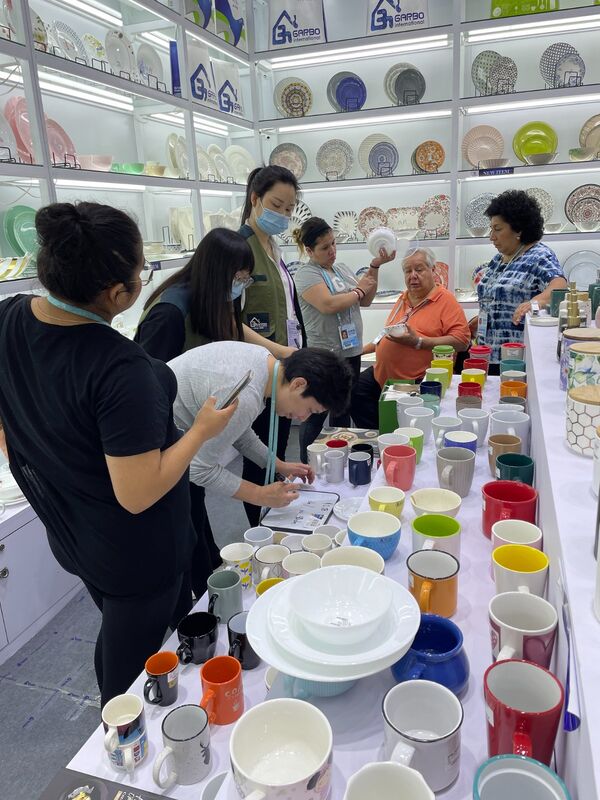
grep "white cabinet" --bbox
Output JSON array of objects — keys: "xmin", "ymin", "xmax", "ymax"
[{"xmin": 0, "ymin": 514, "xmax": 80, "ymax": 652}]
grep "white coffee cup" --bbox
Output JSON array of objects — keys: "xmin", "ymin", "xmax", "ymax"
[
  {"xmin": 334, "ymin": 530, "xmax": 347, "ymax": 547},
  {"xmin": 491, "ymin": 519, "xmax": 543, "ymax": 551},
  {"xmin": 281, "ymin": 534, "xmax": 304, "ymax": 552},
  {"xmin": 229, "ymin": 699, "xmax": 333, "ymax": 800},
  {"xmin": 252, "ymin": 544, "xmax": 290, "ymax": 585},
  {"xmin": 406, "ymin": 406, "xmax": 435, "ymax": 443},
  {"xmin": 396, "ymin": 394, "xmax": 423, "ymax": 427},
  {"xmin": 324, "ymin": 450, "xmax": 344, "ymax": 483},
  {"xmin": 490, "ymin": 403, "xmax": 525, "ymax": 415},
  {"xmin": 301, "ymin": 533, "xmax": 332, "ymax": 557},
  {"xmin": 321, "ymin": 545, "xmax": 384, "ymax": 574},
  {"xmin": 489, "ymin": 591, "xmax": 558, "ymax": 666},
  {"xmin": 378, "ymin": 433, "xmax": 410, "ymax": 454},
  {"xmin": 220, "ymin": 542, "xmax": 254, "ymax": 589},
  {"xmin": 490, "ymin": 410, "xmax": 531, "ymax": 454},
  {"xmin": 102, "ymin": 693, "xmax": 147, "ymax": 773},
  {"xmin": 282, "ymin": 551, "xmax": 321, "ymax": 577},
  {"xmin": 344, "ymin": 762, "xmax": 434, "ymax": 800},
  {"xmin": 474, "ymin": 754, "xmax": 571, "ymax": 799},
  {"xmin": 244, "ymin": 526, "xmax": 274, "ymax": 550},
  {"xmin": 313, "ymin": 524, "xmax": 342, "ymax": 540},
  {"xmin": 431, "ymin": 416, "xmax": 462, "ymax": 450},
  {"xmin": 492, "ymin": 545, "xmax": 549, "ymax": 597},
  {"xmin": 307, "ymin": 443, "xmax": 328, "ymax": 476},
  {"xmin": 458, "ymin": 408, "xmax": 490, "ymax": 448},
  {"xmin": 153, "ymin": 704, "xmax": 211, "ymax": 789},
  {"xmin": 382, "ymin": 680, "xmax": 463, "ymax": 792}
]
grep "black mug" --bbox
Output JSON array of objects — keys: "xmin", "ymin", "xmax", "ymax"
[
  {"xmin": 144, "ymin": 650, "xmax": 179, "ymax": 706},
  {"xmin": 420, "ymin": 380, "xmax": 443, "ymax": 399},
  {"xmin": 228, "ymin": 611, "xmax": 260, "ymax": 670},
  {"xmin": 176, "ymin": 612, "xmax": 218, "ymax": 665},
  {"xmin": 348, "ymin": 451, "xmax": 371, "ymax": 486},
  {"xmin": 350, "ymin": 443, "xmax": 374, "ymax": 468}
]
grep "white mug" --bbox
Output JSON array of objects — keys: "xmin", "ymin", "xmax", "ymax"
[
  {"xmin": 458, "ymin": 408, "xmax": 490, "ymax": 448},
  {"xmin": 491, "ymin": 519, "xmax": 543, "ymax": 551},
  {"xmin": 243, "ymin": 526, "xmax": 274, "ymax": 550},
  {"xmin": 102, "ymin": 693, "xmax": 147, "ymax": 773},
  {"xmin": 490, "ymin": 403, "xmax": 525, "ymax": 415},
  {"xmin": 501, "ymin": 369, "xmax": 527, "ymax": 383},
  {"xmin": 489, "ymin": 591, "xmax": 558, "ymax": 667},
  {"xmin": 324, "ymin": 450, "xmax": 345, "ymax": 483},
  {"xmin": 490, "ymin": 410, "xmax": 531, "ymax": 454},
  {"xmin": 282, "ymin": 551, "xmax": 321, "ymax": 577},
  {"xmin": 492, "ymin": 545, "xmax": 549, "ymax": 597},
  {"xmin": 406, "ymin": 406, "xmax": 435, "ymax": 443},
  {"xmin": 321, "ymin": 545, "xmax": 385, "ymax": 574},
  {"xmin": 220, "ymin": 542, "xmax": 254, "ymax": 589},
  {"xmin": 313, "ymin": 524, "xmax": 342, "ymax": 540},
  {"xmin": 396, "ymin": 394, "xmax": 423, "ymax": 427},
  {"xmin": 431, "ymin": 416, "xmax": 462, "ymax": 450},
  {"xmin": 378, "ymin": 433, "xmax": 410, "ymax": 454},
  {"xmin": 382, "ymin": 680, "xmax": 463, "ymax": 792},
  {"xmin": 153, "ymin": 704, "xmax": 211, "ymax": 789},
  {"xmin": 344, "ymin": 762, "xmax": 434, "ymax": 800},
  {"xmin": 301, "ymin": 533, "xmax": 332, "ymax": 557},
  {"xmin": 252, "ymin": 544, "xmax": 290, "ymax": 585},
  {"xmin": 307, "ymin": 443, "xmax": 328, "ymax": 476},
  {"xmin": 281, "ymin": 533, "xmax": 304, "ymax": 552}
]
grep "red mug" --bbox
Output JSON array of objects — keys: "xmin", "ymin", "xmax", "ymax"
[
  {"xmin": 382, "ymin": 444, "xmax": 417, "ymax": 491},
  {"xmin": 200, "ymin": 655, "xmax": 244, "ymax": 725},
  {"xmin": 482, "ymin": 480, "xmax": 538, "ymax": 538},
  {"xmin": 464, "ymin": 358, "xmax": 489, "ymax": 375},
  {"xmin": 469, "ymin": 345, "xmax": 492, "ymax": 363},
  {"xmin": 458, "ymin": 381, "xmax": 482, "ymax": 398},
  {"xmin": 484, "ymin": 659, "xmax": 563, "ymax": 765},
  {"xmin": 326, "ymin": 439, "xmax": 348, "ymax": 450}
]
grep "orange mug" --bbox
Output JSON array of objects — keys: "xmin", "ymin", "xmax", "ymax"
[
  {"xmin": 500, "ymin": 380, "xmax": 527, "ymax": 399},
  {"xmin": 407, "ymin": 549, "xmax": 459, "ymax": 618},
  {"xmin": 200, "ymin": 655, "xmax": 243, "ymax": 725},
  {"xmin": 382, "ymin": 444, "xmax": 417, "ymax": 491}
]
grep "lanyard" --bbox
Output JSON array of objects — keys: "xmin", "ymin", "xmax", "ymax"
[
  {"xmin": 391, "ymin": 293, "xmax": 431, "ymax": 326},
  {"xmin": 265, "ymin": 360, "xmax": 280, "ymax": 486},
  {"xmin": 319, "ymin": 264, "xmax": 353, "ymax": 325},
  {"xmin": 47, "ymin": 295, "xmax": 110, "ymax": 326}
]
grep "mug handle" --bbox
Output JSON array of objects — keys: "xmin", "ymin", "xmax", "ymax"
[
  {"xmin": 229, "ymin": 639, "xmax": 242, "ymax": 662},
  {"xmin": 261, "ymin": 566, "xmax": 272, "ymax": 583},
  {"xmin": 419, "ymin": 580, "xmax": 432, "ymax": 613},
  {"xmin": 208, "ymin": 592, "xmax": 219, "ymax": 620},
  {"xmin": 377, "ymin": 503, "xmax": 387, "ymax": 513},
  {"xmin": 143, "ymin": 675, "xmax": 162, "ymax": 705},
  {"xmin": 512, "ymin": 730, "xmax": 533, "ymax": 758},
  {"xmin": 390, "ymin": 740, "xmax": 416, "ymax": 766},
  {"xmin": 408, "ymin": 663, "xmax": 426, "ymax": 679},
  {"xmin": 244, "ymin": 793, "xmax": 267, "ymax": 800},
  {"xmin": 200, "ymin": 688, "xmax": 216, "ymax": 724},
  {"xmin": 176, "ymin": 641, "xmax": 193, "ymax": 665},
  {"xmin": 497, "ymin": 645, "xmax": 516, "ymax": 661},
  {"xmin": 408, "ymin": 417, "xmax": 417, "ymax": 428},
  {"xmin": 421, "ymin": 539, "xmax": 435, "ymax": 551},
  {"xmin": 517, "ymin": 585, "xmax": 531, "ymax": 594},
  {"xmin": 104, "ymin": 728, "xmax": 118, "ymax": 753},
  {"xmin": 440, "ymin": 464, "xmax": 453, "ymax": 490},
  {"xmin": 124, "ymin": 743, "xmax": 135, "ymax": 774},
  {"xmin": 153, "ymin": 746, "xmax": 177, "ymax": 790}
]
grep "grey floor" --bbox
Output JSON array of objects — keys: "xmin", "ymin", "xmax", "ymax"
[{"xmin": 0, "ymin": 433, "xmax": 300, "ymax": 800}]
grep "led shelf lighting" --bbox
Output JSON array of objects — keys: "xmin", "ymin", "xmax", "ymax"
[
  {"xmin": 275, "ymin": 108, "xmax": 451, "ymax": 134},
  {"xmin": 464, "ymin": 91, "xmax": 600, "ymax": 114},
  {"xmin": 465, "ymin": 13, "xmax": 600, "ymax": 43},
  {"xmin": 0, "ymin": 68, "xmax": 134, "ymax": 112},
  {"xmin": 51, "ymin": 0, "xmax": 123, "ymax": 28}
]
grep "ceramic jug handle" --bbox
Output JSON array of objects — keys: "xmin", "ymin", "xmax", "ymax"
[
  {"xmin": 390, "ymin": 740, "xmax": 416, "ymax": 766},
  {"xmin": 153, "ymin": 746, "xmax": 177, "ymax": 790}
]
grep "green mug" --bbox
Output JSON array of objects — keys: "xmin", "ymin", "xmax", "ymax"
[
  {"xmin": 550, "ymin": 288, "xmax": 568, "ymax": 318},
  {"xmin": 500, "ymin": 359, "xmax": 526, "ymax": 373},
  {"xmin": 394, "ymin": 427, "xmax": 424, "ymax": 464},
  {"xmin": 495, "ymin": 453, "xmax": 535, "ymax": 486}
]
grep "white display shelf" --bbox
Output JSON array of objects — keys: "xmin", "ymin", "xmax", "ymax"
[
  {"xmin": 293, "ymin": 173, "xmax": 451, "ymax": 192},
  {"xmin": 461, "ymin": 83, "xmax": 600, "ymax": 113},
  {"xmin": 458, "ymin": 231, "xmax": 600, "ymax": 246},
  {"xmin": 457, "ymin": 161, "xmax": 600, "ymax": 180},
  {"xmin": 461, "ymin": 4, "xmax": 600, "ymax": 35}
]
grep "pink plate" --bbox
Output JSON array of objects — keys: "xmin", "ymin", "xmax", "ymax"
[
  {"xmin": 433, "ymin": 261, "xmax": 449, "ymax": 288},
  {"xmin": 45, "ymin": 117, "xmax": 76, "ymax": 163},
  {"xmin": 5, "ymin": 96, "xmax": 33, "ymax": 161}
]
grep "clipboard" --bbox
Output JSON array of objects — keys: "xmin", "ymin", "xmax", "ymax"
[{"xmin": 260, "ymin": 490, "xmax": 341, "ymax": 534}]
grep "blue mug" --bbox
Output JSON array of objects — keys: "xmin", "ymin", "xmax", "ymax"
[
  {"xmin": 420, "ymin": 380, "xmax": 443, "ymax": 400},
  {"xmin": 347, "ymin": 511, "xmax": 401, "ymax": 561},
  {"xmin": 348, "ymin": 452, "xmax": 371, "ymax": 486},
  {"xmin": 391, "ymin": 614, "xmax": 470, "ymax": 697},
  {"xmin": 443, "ymin": 430, "xmax": 477, "ymax": 453}
]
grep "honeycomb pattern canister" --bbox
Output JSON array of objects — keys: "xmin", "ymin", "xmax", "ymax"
[{"xmin": 566, "ymin": 385, "xmax": 600, "ymax": 456}]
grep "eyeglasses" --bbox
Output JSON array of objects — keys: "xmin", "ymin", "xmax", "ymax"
[{"xmin": 138, "ymin": 261, "xmax": 154, "ymax": 286}]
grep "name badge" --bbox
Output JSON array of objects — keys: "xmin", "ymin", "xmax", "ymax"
[{"xmin": 339, "ymin": 322, "xmax": 360, "ymax": 350}]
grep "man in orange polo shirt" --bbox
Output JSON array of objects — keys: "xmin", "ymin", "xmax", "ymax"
[{"xmin": 352, "ymin": 248, "xmax": 470, "ymax": 429}]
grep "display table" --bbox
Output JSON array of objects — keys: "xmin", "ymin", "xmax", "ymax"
[{"xmin": 67, "ymin": 378, "xmax": 507, "ymax": 800}]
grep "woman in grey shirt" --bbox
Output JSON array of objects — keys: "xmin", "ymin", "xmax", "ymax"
[{"xmin": 293, "ymin": 217, "xmax": 395, "ymax": 460}]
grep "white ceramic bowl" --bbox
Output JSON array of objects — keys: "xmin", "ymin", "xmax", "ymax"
[
  {"xmin": 543, "ymin": 222, "xmax": 564, "ymax": 234},
  {"xmin": 479, "ymin": 158, "xmax": 509, "ymax": 169},
  {"xmin": 523, "ymin": 152, "xmax": 557, "ymax": 166},
  {"xmin": 290, "ymin": 565, "xmax": 392, "ymax": 646},
  {"xmin": 367, "ymin": 226, "xmax": 396, "ymax": 258},
  {"xmin": 410, "ymin": 488, "xmax": 462, "ymax": 518},
  {"xmin": 321, "ymin": 545, "xmax": 384, "ymax": 574},
  {"xmin": 468, "ymin": 226, "xmax": 489, "ymax": 238},
  {"xmin": 569, "ymin": 147, "xmax": 597, "ymax": 162}
]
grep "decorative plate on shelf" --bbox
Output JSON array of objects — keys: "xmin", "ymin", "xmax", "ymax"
[
  {"xmin": 45, "ymin": 117, "xmax": 76, "ymax": 164},
  {"xmin": 525, "ymin": 187, "xmax": 554, "ymax": 223},
  {"xmin": 383, "ymin": 62, "xmax": 415, "ymax": 103},
  {"xmin": 316, "ymin": 139, "xmax": 354, "ymax": 180},
  {"xmin": 13, "ymin": 96, "xmax": 34, "ymax": 159},
  {"xmin": 411, "ymin": 148, "xmax": 428, "ymax": 175},
  {"xmin": 3, "ymin": 205, "xmax": 37, "ymax": 256},
  {"xmin": 326, "ymin": 71, "xmax": 355, "ymax": 112},
  {"xmin": 333, "ymin": 210, "xmax": 358, "ymax": 241},
  {"xmin": 563, "ymin": 251, "xmax": 600, "ymax": 289},
  {"xmin": 223, "ymin": 145, "xmax": 255, "ymax": 183},
  {"xmin": 166, "ymin": 132, "xmax": 179, "ymax": 172},
  {"xmin": 207, "ymin": 143, "xmax": 230, "ymax": 180},
  {"xmin": 433, "ymin": 261, "xmax": 449, "ymax": 288},
  {"xmin": 393, "ymin": 67, "xmax": 426, "ymax": 105},
  {"xmin": 176, "ymin": 136, "xmax": 188, "ymax": 177},
  {"xmin": 368, "ymin": 140, "xmax": 399, "ymax": 177},
  {"xmin": 335, "ymin": 73, "xmax": 367, "ymax": 112},
  {"xmin": 418, "ymin": 195, "xmax": 450, "ymax": 238},
  {"xmin": 571, "ymin": 198, "xmax": 600, "ymax": 230},
  {"xmin": 358, "ymin": 207, "xmax": 388, "ymax": 238},
  {"xmin": 461, "ymin": 125, "xmax": 504, "ymax": 167},
  {"xmin": 195, "ymin": 146, "xmax": 212, "ymax": 179},
  {"xmin": 415, "ymin": 140, "xmax": 445, "ymax": 172},
  {"xmin": 471, "ymin": 49, "xmax": 502, "ymax": 94},
  {"xmin": 82, "ymin": 33, "xmax": 105, "ymax": 63},
  {"xmin": 386, "ymin": 207, "xmax": 420, "ymax": 234},
  {"xmin": 512, "ymin": 121, "xmax": 558, "ymax": 163},
  {"xmin": 464, "ymin": 192, "xmax": 496, "ymax": 230},
  {"xmin": 579, "ymin": 114, "xmax": 600, "ymax": 150},
  {"xmin": 279, "ymin": 199, "xmax": 312, "ymax": 245},
  {"xmin": 554, "ymin": 53, "xmax": 585, "ymax": 87},
  {"xmin": 487, "ymin": 55, "xmax": 517, "ymax": 94},
  {"xmin": 137, "ymin": 42, "xmax": 164, "ymax": 82},
  {"xmin": 539, "ymin": 42, "xmax": 578, "ymax": 86},
  {"xmin": 105, "ymin": 29, "xmax": 138, "ymax": 79},
  {"xmin": 565, "ymin": 184, "xmax": 600, "ymax": 224},
  {"xmin": 358, "ymin": 133, "xmax": 395, "ymax": 174},
  {"xmin": 269, "ymin": 142, "xmax": 307, "ymax": 180},
  {"xmin": 274, "ymin": 77, "xmax": 312, "ymax": 118},
  {"xmin": 47, "ymin": 20, "xmax": 88, "ymax": 62},
  {"xmin": 0, "ymin": 110, "xmax": 18, "ymax": 160},
  {"xmin": 30, "ymin": 10, "xmax": 47, "ymax": 50}
]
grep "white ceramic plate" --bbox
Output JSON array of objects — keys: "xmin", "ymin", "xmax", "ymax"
[
  {"xmin": 563, "ymin": 250, "xmax": 600, "ymax": 289},
  {"xmin": 529, "ymin": 316, "xmax": 558, "ymax": 327},
  {"xmin": 267, "ymin": 578, "xmax": 419, "ymax": 666},
  {"xmin": 461, "ymin": 125, "xmax": 504, "ymax": 167},
  {"xmin": 176, "ymin": 136, "xmax": 188, "ymax": 177},
  {"xmin": 223, "ymin": 145, "xmax": 255, "ymax": 183},
  {"xmin": 207, "ymin": 143, "xmax": 230, "ymax": 180},
  {"xmin": 82, "ymin": 33, "xmax": 105, "ymax": 63},
  {"xmin": 333, "ymin": 210, "xmax": 358, "ymax": 241},
  {"xmin": 105, "ymin": 29, "xmax": 138, "ymax": 79},
  {"xmin": 30, "ymin": 9, "xmax": 47, "ymax": 50},
  {"xmin": 196, "ymin": 145, "xmax": 212, "ymax": 179},
  {"xmin": 386, "ymin": 207, "xmax": 420, "ymax": 234},
  {"xmin": 246, "ymin": 580, "xmax": 418, "ymax": 681},
  {"xmin": 333, "ymin": 497, "xmax": 362, "ymax": 521},
  {"xmin": 48, "ymin": 20, "xmax": 88, "ymax": 62},
  {"xmin": 137, "ymin": 42, "xmax": 163, "ymax": 82}
]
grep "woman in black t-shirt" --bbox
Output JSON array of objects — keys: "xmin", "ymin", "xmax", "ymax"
[{"xmin": 0, "ymin": 202, "xmax": 236, "ymax": 706}]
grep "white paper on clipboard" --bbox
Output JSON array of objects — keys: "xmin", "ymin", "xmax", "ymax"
[{"xmin": 260, "ymin": 490, "xmax": 340, "ymax": 534}]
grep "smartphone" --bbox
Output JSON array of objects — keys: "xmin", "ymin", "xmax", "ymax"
[{"xmin": 218, "ymin": 370, "xmax": 253, "ymax": 409}]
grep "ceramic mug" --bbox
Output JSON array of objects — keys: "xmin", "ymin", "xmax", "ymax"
[
  {"xmin": 301, "ymin": 533, "xmax": 332, "ymax": 557},
  {"xmin": 368, "ymin": 486, "xmax": 405, "ymax": 517},
  {"xmin": 282, "ymin": 551, "xmax": 321, "ymax": 577},
  {"xmin": 487, "ymin": 434, "xmax": 522, "ymax": 477},
  {"xmin": 243, "ymin": 526, "xmax": 273, "ymax": 550},
  {"xmin": 464, "ymin": 357, "xmax": 489, "ymax": 374},
  {"xmin": 321, "ymin": 545, "xmax": 385, "ymax": 574},
  {"xmin": 347, "ymin": 511, "xmax": 401, "ymax": 561},
  {"xmin": 443, "ymin": 430, "xmax": 478, "ymax": 453},
  {"xmin": 383, "ymin": 444, "xmax": 417, "ymax": 491},
  {"xmin": 207, "ymin": 570, "xmax": 243, "ymax": 623},
  {"xmin": 144, "ymin": 651, "xmax": 179, "ymax": 707},
  {"xmin": 481, "ymin": 480, "xmax": 538, "ymax": 538},
  {"xmin": 324, "ymin": 449, "xmax": 345, "ymax": 483},
  {"xmin": 307, "ymin": 443, "xmax": 328, "ymax": 476},
  {"xmin": 458, "ymin": 381, "xmax": 482, "ymax": 398},
  {"xmin": 350, "ymin": 442, "xmax": 374, "ymax": 467},
  {"xmin": 492, "ymin": 544, "xmax": 549, "ymax": 596},
  {"xmin": 425, "ymin": 367, "xmax": 450, "ymax": 396},
  {"xmin": 501, "ymin": 369, "xmax": 527, "ymax": 383},
  {"xmin": 396, "ymin": 394, "xmax": 424, "ymax": 427},
  {"xmin": 229, "ymin": 699, "xmax": 333, "ymax": 800},
  {"xmin": 382, "ymin": 680, "xmax": 463, "ymax": 792},
  {"xmin": 228, "ymin": 611, "xmax": 260, "ymax": 670},
  {"xmin": 394, "ymin": 427, "xmax": 424, "ymax": 463},
  {"xmin": 489, "ymin": 591, "xmax": 558, "ymax": 667},
  {"xmin": 473, "ymin": 755, "xmax": 571, "ymax": 800},
  {"xmin": 325, "ymin": 438, "xmax": 349, "ymax": 465},
  {"xmin": 253, "ymin": 544, "xmax": 290, "ymax": 584},
  {"xmin": 255, "ymin": 577, "xmax": 284, "ymax": 596},
  {"xmin": 220, "ymin": 542, "xmax": 254, "ymax": 589},
  {"xmin": 348, "ymin": 451, "xmax": 372, "ymax": 486},
  {"xmin": 420, "ymin": 380, "xmax": 443, "ymax": 400},
  {"xmin": 391, "ymin": 614, "xmax": 470, "ymax": 697},
  {"xmin": 500, "ymin": 358, "xmax": 526, "ymax": 373},
  {"xmin": 455, "ymin": 395, "xmax": 482, "ymax": 413},
  {"xmin": 313, "ymin": 524, "xmax": 342, "ymax": 541},
  {"xmin": 378, "ymin": 433, "xmax": 410, "ymax": 455},
  {"xmin": 406, "ymin": 407, "xmax": 435, "ymax": 443},
  {"xmin": 436, "ymin": 447, "xmax": 475, "ymax": 498},
  {"xmin": 458, "ymin": 408, "xmax": 490, "ymax": 448},
  {"xmin": 176, "ymin": 612, "xmax": 218, "ymax": 665},
  {"xmin": 491, "ymin": 519, "xmax": 543, "ymax": 552},
  {"xmin": 200, "ymin": 655, "xmax": 244, "ymax": 725},
  {"xmin": 407, "ymin": 549, "xmax": 459, "ymax": 617},
  {"xmin": 461, "ymin": 368, "xmax": 486, "ymax": 388},
  {"xmin": 490, "ymin": 403, "xmax": 525, "ymax": 414},
  {"xmin": 430, "ymin": 358, "xmax": 453, "ymax": 383},
  {"xmin": 102, "ymin": 693, "xmax": 147, "ymax": 772},
  {"xmin": 432, "ymin": 416, "xmax": 462, "ymax": 450},
  {"xmin": 501, "ymin": 342, "xmax": 526, "ymax": 362},
  {"xmin": 411, "ymin": 514, "xmax": 461, "ymax": 560},
  {"xmin": 344, "ymin": 762, "xmax": 434, "ymax": 800},
  {"xmin": 281, "ymin": 533, "xmax": 304, "ymax": 552},
  {"xmin": 496, "ymin": 453, "xmax": 535, "ymax": 485},
  {"xmin": 153, "ymin": 704, "xmax": 211, "ymax": 789},
  {"xmin": 484, "ymin": 659, "xmax": 563, "ymax": 765},
  {"xmin": 593, "ymin": 425, "xmax": 600, "ymax": 496},
  {"xmin": 420, "ymin": 394, "xmax": 441, "ymax": 417},
  {"xmin": 469, "ymin": 344, "xmax": 492, "ymax": 362},
  {"xmin": 500, "ymin": 380, "xmax": 527, "ymax": 399}
]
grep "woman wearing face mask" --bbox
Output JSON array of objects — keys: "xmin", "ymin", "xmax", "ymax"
[
  {"xmin": 239, "ymin": 165, "xmax": 306, "ymax": 526},
  {"xmin": 292, "ymin": 217, "xmax": 395, "ymax": 460}
]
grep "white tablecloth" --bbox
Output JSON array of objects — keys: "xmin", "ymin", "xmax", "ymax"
[{"xmin": 68, "ymin": 378, "xmax": 507, "ymax": 800}]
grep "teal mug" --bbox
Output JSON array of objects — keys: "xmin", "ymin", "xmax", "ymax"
[
  {"xmin": 495, "ymin": 453, "xmax": 535, "ymax": 486},
  {"xmin": 500, "ymin": 359, "xmax": 526, "ymax": 373}
]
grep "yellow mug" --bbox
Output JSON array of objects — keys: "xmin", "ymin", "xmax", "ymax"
[
  {"xmin": 461, "ymin": 368, "xmax": 486, "ymax": 388},
  {"xmin": 368, "ymin": 486, "xmax": 405, "ymax": 518},
  {"xmin": 431, "ymin": 359, "xmax": 453, "ymax": 383},
  {"xmin": 425, "ymin": 367, "xmax": 450, "ymax": 397},
  {"xmin": 492, "ymin": 544, "xmax": 548, "ymax": 596},
  {"xmin": 255, "ymin": 577, "xmax": 284, "ymax": 597}
]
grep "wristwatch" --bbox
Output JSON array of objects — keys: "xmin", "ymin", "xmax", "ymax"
[{"xmin": 415, "ymin": 337, "xmax": 423, "ymax": 350}]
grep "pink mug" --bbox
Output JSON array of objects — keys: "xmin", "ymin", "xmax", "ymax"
[{"xmin": 382, "ymin": 444, "xmax": 417, "ymax": 491}]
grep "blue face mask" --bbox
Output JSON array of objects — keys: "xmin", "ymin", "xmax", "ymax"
[
  {"xmin": 230, "ymin": 280, "xmax": 245, "ymax": 301},
  {"xmin": 255, "ymin": 199, "xmax": 290, "ymax": 236}
]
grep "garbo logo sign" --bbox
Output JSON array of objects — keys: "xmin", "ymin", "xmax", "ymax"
[
  {"xmin": 272, "ymin": 10, "xmax": 322, "ymax": 46},
  {"xmin": 370, "ymin": 0, "xmax": 425, "ymax": 31},
  {"xmin": 218, "ymin": 79, "xmax": 242, "ymax": 114}
]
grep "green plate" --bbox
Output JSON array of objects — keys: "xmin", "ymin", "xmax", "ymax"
[
  {"xmin": 3, "ymin": 205, "xmax": 38, "ymax": 256},
  {"xmin": 512, "ymin": 121, "xmax": 558, "ymax": 163}
]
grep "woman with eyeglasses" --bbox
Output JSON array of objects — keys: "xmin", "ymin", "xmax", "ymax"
[{"xmin": 0, "ymin": 202, "xmax": 237, "ymax": 706}]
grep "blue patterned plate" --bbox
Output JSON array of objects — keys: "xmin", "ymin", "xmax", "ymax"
[
  {"xmin": 368, "ymin": 141, "xmax": 399, "ymax": 177},
  {"xmin": 335, "ymin": 74, "xmax": 367, "ymax": 112}
]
